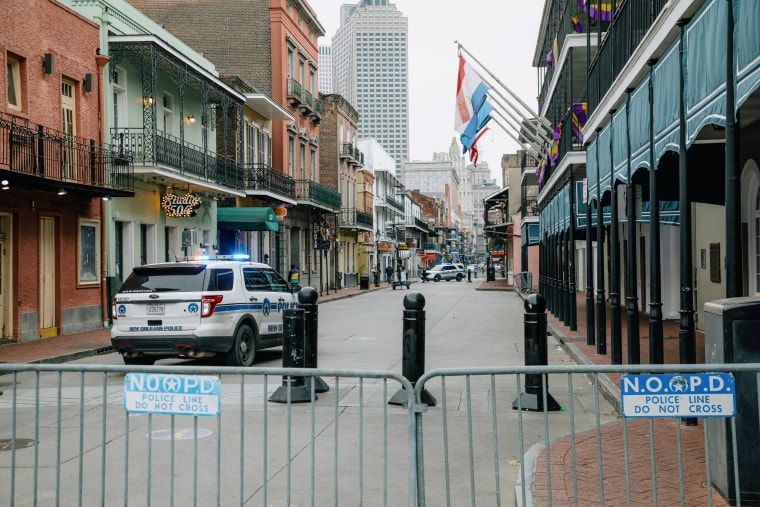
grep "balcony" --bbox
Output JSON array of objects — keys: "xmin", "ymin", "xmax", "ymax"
[
  {"xmin": 244, "ymin": 163, "xmax": 296, "ymax": 201},
  {"xmin": 0, "ymin": 112, "xmax": 134, "ymax": 196},
  {"xmin": 385, "ymin": 193, "xmax": 404, "ymax": 212},
  {"xmin": 295, "ymin": 179, "xmax": 341, "ymax": 211},
  {"xmin": 351, "ymin": 147, "xmax": 364, "ymax": 167},
  {"xmin": 310, "ymin": 100, "xmax": 323, "ymax": 124},
  {"xmin": 414, "ymin": 216, "xmax": 428, "ymax": 231},
  {"xmin": 112, "ymin": 128, "xmax": 243, "ymax": 189},
  {"xmin": 340, "ymin": 143, "xmax": 354, "ymax": 161},
  {"xmin": 299, "ymin": 89, "xmax": 314, "ymax": 115},
  {"xmin": 287, "ymin": 79, "xmax": 302, "ymax": 107},
  {"xmin": 339, "ymin": 207, "xmax": 373, "ymax": 231},
  {"xmin": 587, "ymin": 0, "xmax": 668, "ymax": 116},
  {"xmin": 422, "ymin": 242, "xmax": 440, "ymax": 252}
]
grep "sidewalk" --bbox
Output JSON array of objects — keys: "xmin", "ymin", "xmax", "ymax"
[
  {"xmin": 0, "ymin": 280, "xmax": 393, "ymax": 366},
  {"xmin": 529, "ymin": 291, "xmax": 729, "ymax": 506}
]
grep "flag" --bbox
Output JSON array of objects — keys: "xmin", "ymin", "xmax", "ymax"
[
  {"xmin": 589, "ymin": 2, "xmax": 620, "ymax": 21},
  {"xmin": 455, "ymin": 55, "xmax": 489, "ymax": 134},
  {"xmin": 553, "ymin": 37, "xmax": 559, "ymax": 67},
  {"xmin": 577, "ymin": 0, "xmax": 587, "ymax": 12},
  {"xmin": 571, "ymin": 9, "xmax": 583, "ymax": 33},
  {"xmin": 467, "ymin": 127, "xmax": 489, "ymax": 167},
  {"xmin": 550, "ymin": 121, "xmax": 562, "ymax": 166},
  {"xmin": 572, "ymin": 102, "xmax": 587, "ymax": 141},
  {"xmin": 546, "ymin": 48, "xmax": 553, "ymax": 67},
  {"xmin": 461, "ymin": 106, "xmax": 490, "ymax": 152}
]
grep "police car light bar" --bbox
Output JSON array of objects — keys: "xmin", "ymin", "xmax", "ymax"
[{"xmin": 178, "ymin": 254, "xmax": 251, "ymax": 262}]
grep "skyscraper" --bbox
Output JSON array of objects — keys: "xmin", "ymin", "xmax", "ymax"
[
  {"xmin": 318, "ymin": 45, "xmax": 333, "ymax": 94},
  {"xmin": 332, "ymin": 0, "xmax": 408, "ymax": 177}
]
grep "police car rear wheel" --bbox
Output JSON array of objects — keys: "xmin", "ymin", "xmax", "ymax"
[{"xmin": 226, "ymin": 325, "xmax": 255, "ymax": 367}]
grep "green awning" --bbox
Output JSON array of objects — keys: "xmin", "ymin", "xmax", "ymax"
[
  {"xmin": 217, "ymin": 207, "xmax": 279, "ymax": 232},
  {"xmin": 427, "ymin": 229, "xmax": 440, "ymax": 237}
]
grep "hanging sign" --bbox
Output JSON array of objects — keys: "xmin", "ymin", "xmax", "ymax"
[
  {"xmin": 162, "ymin": 193, "xmax": 201, "ymax": 218},
  {"xmin": 377, "ymin": 241, "xmax": 393, "ymax": 252},
  {"xmin": 273, "ymin": 205, "xmax": 287, "ymax": 222},
  {"xmin": 313, "ymin": 216, "xmax": 334, "ymax": 250}
]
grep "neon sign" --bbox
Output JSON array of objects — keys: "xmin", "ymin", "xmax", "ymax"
[{"xmin": 162, "ymin": 193, "xmax": 201, "ymax": 217}]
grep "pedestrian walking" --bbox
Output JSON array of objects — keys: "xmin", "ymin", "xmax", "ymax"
[
  {"xmin": 289, "ymin": 264, "xmax": 300, "ymax": 286},
  {"xmin": 385, "ymin": 264, "xmax": 394, "ymax": 285}
]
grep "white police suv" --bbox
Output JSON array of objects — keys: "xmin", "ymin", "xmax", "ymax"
[{"xmin": 111, "ymin": 256, "xmax": 299, "ymax": 366}]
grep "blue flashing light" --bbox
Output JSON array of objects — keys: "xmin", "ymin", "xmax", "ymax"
[{"xmin": 232, "ymin": 254, "xmax": 250, "ymax": 260}]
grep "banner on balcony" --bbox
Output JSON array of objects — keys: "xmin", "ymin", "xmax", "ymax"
[
  {"xmin": 162, "ymin": 193, "xmax": 201, "ymax": 218},
  {"xmin": 572, "ymin": 103, "xmax": 588, "ymax": 141},
  {"xmin": 313, "ymin": 216, "xmax": 335, "ymax": 250}
]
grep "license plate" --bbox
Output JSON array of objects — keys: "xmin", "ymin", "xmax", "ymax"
[{"xmin": 146, "ymin": 304, "xmax": 165, "ymax": 315}]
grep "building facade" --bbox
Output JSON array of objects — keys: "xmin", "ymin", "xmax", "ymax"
[
  {"xmin": 332, "ymin": 0, "xmax": 409, "ymax": 177},
  {"xmin": 1, "ymin": 0, "xmax": 134, "ymax": 342},
  {"xmin": 532, "ymin": 0, "xmax": 760, "ymax": 377},
  {"xmin": 318, "ymin": 45, "xmax": 333, "ymax": 94}
]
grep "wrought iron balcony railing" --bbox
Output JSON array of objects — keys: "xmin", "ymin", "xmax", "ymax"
[
  {"xmin": 300, "ymin": 89, "xmax": 314, "ymax": 114},
  {"xmin": 385, "ymin": 193, "xmax": 403, "ymax": 212},
  {"xmin": 287, "ymin": 79, "xmax": 302, "ymax": 106},
  {"xmin": 112, "ymin": 127, "xmax": 243, "ymax": 189},
  {"xmin": 523, "ymin": 196, "xmax": 540, "ymax": 217},
  {"xmin": 587, "ymin": 0, "xmax": 668, "ymax": 116},
  {"xmin": 422, "ymin": 242, "xmax": 440, "ymax": 251},
  {"xmin": 339, "ymin": 207, "xmax": 373, "ymax": 229},
  {"xmin": 310, "ymin": 100, "xmax": 323, "ymax": 124},
  {"xmin": 340, "ymin": 143, "xmax": 354, "ymax": 160},
  {"xmin": 295, "ymin": 179, "xmax": 341, "ymax": 210},
  {"xmin": 244, "ymin": 163, "xmax": 295, "ymax": 200},
  {"xmin": 351, "ymin": 147, "xmax": 364, "ymax": 167},
  {"xmin": 414, "ymin": 216, "xmax": 428, "ymax": 230},
  {"xmin": 0, "ymin": 111, "xmax": 134, "ymax": 193}
]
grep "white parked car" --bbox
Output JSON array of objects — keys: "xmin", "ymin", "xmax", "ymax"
[
  {"xmin": 111, "ymin": 256, "xmax": 299, "ymax": 366},
  {"xmin": 423, "ymin": 263, "xmax": 465, "ymax": 282}
]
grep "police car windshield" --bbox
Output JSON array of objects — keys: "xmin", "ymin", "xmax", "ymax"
[{"xmin": 120, "ymin": 266, "xmax": 207, "ymax": 293}]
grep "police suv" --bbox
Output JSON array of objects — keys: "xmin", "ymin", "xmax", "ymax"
[{"xmin": 111, "ymin": 256, "xmax": 299, "ymax": 367}]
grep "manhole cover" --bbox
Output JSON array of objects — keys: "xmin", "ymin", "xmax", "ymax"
[
  {"xmin": 149, "ymin": 428, "xmax": 213, "ymax": 440},
  {"xmin": 0, "ymin": 438, "xmax": 36, "ymax": 451}
]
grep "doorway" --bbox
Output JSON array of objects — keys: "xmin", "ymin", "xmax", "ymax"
[
  {"xmin": 0, "ymin": 214, "xmax": 12, "ymax": 339},
  {"xmin": 39, "ymin": 217, "xmax": 56, "ymax": 337}
]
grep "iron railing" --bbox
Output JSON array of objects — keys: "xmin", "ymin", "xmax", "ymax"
[
  {"xmin": 413, "ymin": 217, "xmax": 428, "ymax": 231},
  {"xmin": 523, "ymin": 196, "xmax": 540, "ymax": 217},
  {"xmin": 422, "ymin": 241, "xmax": 440, "ymax": 251},
  {"xmin": 341, "ymin": 143, "xmax": 354, "ymax": 159},
  {"xmin": 385, "ymin": 193, "xmax": 403, "ymax": 212},
  {"xmin": 112, "ymin": 127, "xmax": 243, "ymax": 189},
  {"xmin": 244, "ymin": 163, "xmax": 296, "ymax": 200},
  {"xmin": 588, "ymin": 0, "xmax": 668, "ymax": 116},
  {"xmin": 0, "ymin": 111, "xmax": 134, "ymax": 192},
  {"xmin": 301, "ymin": 89, "xmax": 314, "ymax": 112},
  {"xmin": 295, "ymin": 179, "xmax": 342, "ymax": 210},
  {"xmin": 353, "ymin": 147, "xmax": 364, "ymax": 166},
  {"xmin": 287, "ymin": 78, "xmax": 302, "ymax": 105},
  {"xmin": 340, "ymin": 207, "xmax": 373, "ymax": 229},
  {"xmin": 312, "ymin": 100, "xmax": 324, "ymax": 118}
]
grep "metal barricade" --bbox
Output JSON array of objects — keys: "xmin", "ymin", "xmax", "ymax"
[
  {"xmin": 413, "ymin": 364, "xmax": 760, "ymax": 507},
  {"xmin": 515, "ymin": 271, "xmax": 534, "ymax": 293},
  {"xmin": 0, "ymin": 364, "xmax": 416, "ymax": 507}
]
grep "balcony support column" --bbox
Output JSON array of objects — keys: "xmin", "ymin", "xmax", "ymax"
[
  {"xmin": 648, "ymin": 62, "xmax": 664, "ymax": 365},
  {"xmin": 624, "ymin": 91, "xmax": 640, "ymax": 364},
  {"xmin": 596, "ymin": 133, "xmax": 606, "ymax": 356},
  {"xmin": 569, "ymin": 176, "xmax": 577, "ymax": 331}
]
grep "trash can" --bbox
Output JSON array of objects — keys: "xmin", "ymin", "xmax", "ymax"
[
  {"xmin": 360, "ymin": 275, "xmax": 370, "ymax": 290},
  {"xmin": 704, "ymin": 296, "xmax": 760, "ymax": 505},
  {"xmin": 487, "ymin": 266, "xmax": 495, "ymax": 282}
]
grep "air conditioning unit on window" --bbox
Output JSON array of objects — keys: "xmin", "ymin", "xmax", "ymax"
[{"xmin": 182, "ymin": 229, "xmax": 197, "ymax": 247}]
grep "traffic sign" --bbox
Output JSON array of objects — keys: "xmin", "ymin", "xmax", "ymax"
[
  {"xmin": 621, "ymin": 373, "xmax": 735, "ymax": 418},
  {"xmin": 124, "ymin": 373, "xmax": 221, "ymax": 417}
]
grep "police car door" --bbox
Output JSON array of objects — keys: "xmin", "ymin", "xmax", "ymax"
[
  {"xmin": 260, "ymin": 267, "xmax": 297, "ymax": 338},
  {"xmin": 241, "ymin": 267, "xmax": 274, "ymax": 339}
]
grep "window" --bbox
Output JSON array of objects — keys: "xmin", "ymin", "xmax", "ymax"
[
  {"xmin": 288, "ymin": 135, "xmax": 295, "ymax": 176},
  {"xmin": 78, "ymin": 219, "xmax": 100, "ymax": 284},
  {"xmin": 62, "ymin": 79, "xmax": 77, "ymax": 179},
  {"xmin": 7, "ymin": 55, "xmax": 22, "ymax": 111},
  {"xmin": 112, "ymin": 67, "xmax": 127, "ymax": 130},
  {"xmin": 162, "ymin": 92, "xmax": 174, "ymax": 135},
  {"xmin": 246, "ymin": 123, "xmax": 258, "ymax": 163},
  {"xmin": 300, "ymin": 142, "xmax": 307, "ymax": 180},
  {"xmin": 287, "ymin": 47, "xmax": 294, "ymax": 79}
]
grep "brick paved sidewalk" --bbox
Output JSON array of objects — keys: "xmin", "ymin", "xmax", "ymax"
[{"xmin": 529, "ymin": 292, "xmax": 729, "ymax": 506}]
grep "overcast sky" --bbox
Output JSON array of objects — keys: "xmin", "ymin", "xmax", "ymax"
[{"xmin": 311, "ymin": 0, "xmax": 546, "ymax": 185}]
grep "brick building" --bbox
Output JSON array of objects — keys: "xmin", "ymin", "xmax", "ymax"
[{"xmin": 0, "ymin": 0, "xmax": 133, "ymax": 342}]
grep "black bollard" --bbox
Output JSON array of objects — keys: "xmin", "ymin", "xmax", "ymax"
[
  {"xmin": 269, "ymin": 308, "xmax": 314, "ymax": 403},
  {"xmin": 298, "ymin": 287, "xmax": 329, "ymax": 393},
  {"xmin": 467, "ymin": 268, "xmax": 472, "ymax": 282},
  {"xmin": 389, "ymin": 292, "xmax": 437, "ymax": 407},
  {"xmin": 513, "ymin": 294, "xmax": 561, "ymax": 411}
]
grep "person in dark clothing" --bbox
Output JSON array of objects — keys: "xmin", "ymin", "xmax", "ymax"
[{"xmin": 385, "ymin": 264, "xmax": 394, "ymax": 284}]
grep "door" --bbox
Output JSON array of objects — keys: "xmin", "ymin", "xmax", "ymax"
[
  {"xmin": 40, "ymin": 217, "xmax": 56, "ymax": 337},
  {"xmin": 0, "ymin": 215, "xmax": 11, "ymax": 338},
  {"xmin": 61, "ymin": 79, "xmax": 77, "ymax": 181}
]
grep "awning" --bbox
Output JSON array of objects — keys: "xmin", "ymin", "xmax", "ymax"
[
  {"xmin": 426, "ymin": 229, "xmax": 440, "ymax": 237},
  {"xmin": 217, "ymin": 207, "xmax": 279, "ymax": 231}
]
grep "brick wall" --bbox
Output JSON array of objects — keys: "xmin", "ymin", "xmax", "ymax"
[
  {"xmin": 126, "ymin": 0, "xmax": 273, "ymax": 95},
  {"xmin": 319, "ymin": 104, "xmax": 339, "ymax": 191}
]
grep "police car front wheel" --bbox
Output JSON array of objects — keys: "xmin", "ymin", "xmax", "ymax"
[{"xmin": 226, "ymin": 325, "xmax": 255, "ymax": 367}]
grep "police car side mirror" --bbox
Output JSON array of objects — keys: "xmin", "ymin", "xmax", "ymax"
[{"xmin": 291, "ymin": 284, "xmax": 302, "ymax": 293}]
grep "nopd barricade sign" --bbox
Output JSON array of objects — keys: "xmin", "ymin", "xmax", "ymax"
[
  {"xmin": 124, "ymin": 373, "xmax": 221, "ymax": 416},
  {"xmin": 621, "ymin": 373, "xmax": 735, "ymax": 418}
]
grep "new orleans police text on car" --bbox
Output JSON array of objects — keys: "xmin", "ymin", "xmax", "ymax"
[{"xmin": 111, "ymin": 255, "xmax": 299, "ymax": 366}]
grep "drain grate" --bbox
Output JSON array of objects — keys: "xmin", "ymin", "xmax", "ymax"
[{"xmin": 0, "ymin": 438, "xmax": 36, "ymax": 451}]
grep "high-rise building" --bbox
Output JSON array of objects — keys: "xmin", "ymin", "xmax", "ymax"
[
  {"xmin": 318, "ymin": 45, "xmax": 333, "ymax": 94},
  {"xmin": 332, "ymin": 0, "xmax": 408, "ymax": 178}
]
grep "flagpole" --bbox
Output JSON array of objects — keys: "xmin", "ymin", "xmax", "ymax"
[
  {"xmin": 488, "ymin": 93, "xmax": 551, "ymax": 146},
  {"xmin": 490, "ymin": 108, "xmax": 544, "ymax": 156},
  {"xmin": 456, "ymin": 41, "xmax": 553, "ymax": 130},
  {"xmin": 490, "ymin": 115, "xmax": 541, "ymax": 159}
]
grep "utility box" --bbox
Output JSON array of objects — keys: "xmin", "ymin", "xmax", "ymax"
[{"xmin": 704, "ymin": 297, "xmax": 760, "ymax": 506}]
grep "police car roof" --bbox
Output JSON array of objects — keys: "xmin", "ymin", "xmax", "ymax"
[{"xmin": 142, "ymin": 259, "xmax": 270, "ymax": 269}]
